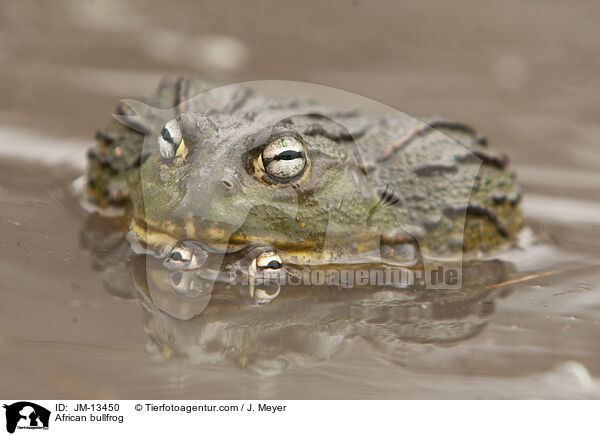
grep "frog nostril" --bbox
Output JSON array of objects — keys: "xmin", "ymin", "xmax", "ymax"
[{"xmin": 222, "ymin": 178, "xmax": 236, "ymax": 193}]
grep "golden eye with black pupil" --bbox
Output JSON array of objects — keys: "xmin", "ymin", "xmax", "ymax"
[
  {"xmin": 158, "ymin": 119, "xmax": 185, "ymax": 160},
  {"xmin": 248, "ymin": 250, "xmax": 283, "ymax": 277},
  {"xmin": 256, "ymin": 251, "xmax": 283, "ymax": 270},
  {"xmin": 163, "ymin": 242, "xmax": 207, "ymax": 270},
  {"xmin": 260, "ymin": 136, "xmax": 307, "ymax": 181}
]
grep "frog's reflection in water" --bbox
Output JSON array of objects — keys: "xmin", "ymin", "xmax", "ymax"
[{"xmin": 81, "ymin": 214, "xmax": 514, "ymax": 375}]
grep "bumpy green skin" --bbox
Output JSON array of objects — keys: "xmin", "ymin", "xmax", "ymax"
[{"xmin": 87, "ymin": 76, "xmax": 523, "ymax": 264}]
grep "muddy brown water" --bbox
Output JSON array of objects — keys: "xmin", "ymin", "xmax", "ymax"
[{"xmin": 1, "ymin": 0, "xmax": 599, "ymax": 399}]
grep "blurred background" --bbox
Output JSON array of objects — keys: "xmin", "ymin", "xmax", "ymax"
[
  {"xmin": 0, "ymin": 0, "xmax": 599, "ymax": 399},
  {"xmin": 1, "ymin": 0, "xmax": 599, "ymax": 171}
]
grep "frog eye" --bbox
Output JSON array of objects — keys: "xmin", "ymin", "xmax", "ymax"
[
  {"xmin": 256, "ymin": 251, "xmax": 283, "ymax": 270},
  {"xmin": 163, "ymin": 244, "xmax": 193, "ymax": 269},
  {"xmin": 260, "ymin": 136, "xmax": 307, "ymax": 181},
  {"xmin": 158, "ymin": 119, "xmax": 185, "ymax": 160},
  {"xmin": 163, "ymin": 242, "xmax": 208, "ymax": 270},
  {"xmin": 248, "ymin": 250, "xmax": 283, "ymax": 277}
]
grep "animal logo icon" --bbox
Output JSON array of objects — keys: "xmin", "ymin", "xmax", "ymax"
[{"xmin": 3, "ymin": 402, "xmax": 50, "ymax": 434}]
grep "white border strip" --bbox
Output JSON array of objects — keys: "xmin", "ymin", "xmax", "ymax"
[{"xmin": 0, "ymin": 400, "xmax": 598, "ymax": 436}]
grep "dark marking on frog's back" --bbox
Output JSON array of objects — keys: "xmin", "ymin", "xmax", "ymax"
[
  {"xmin": 489, "ymin": 191, "xmax": 508, "ymax": 205},
  {"xmin": 87, "ymin": 147, "xmax": 117, "ymax": 173},
  {"xmin": 376, "ymin": 120, "xmax": 478, "ymax": 162},
  {"xmin": 279, "ymin": 112, "xmax": 368, "ymax": 141},
  {"xmin": 508, "ymin": 190, "xmax": 522, "ymax": 206},
  {"xmin": 223, "ymin": 87, "xmax": 254, "ymax": 114},
  {"xmin": 476, "ymin": 135, "xmax": 488, "ymax": 146},
  {"xmin": 95, "ymin": 130, "xmax": 116, "ymax": 145},
  {"xmin": 442, "ymin": 201, "xmax": 510, "ymax": 238},
  {"xmin": 303, "ymin": 123, "xmax": 358, "ymax": 141},
  {"xmin": 413, "ymin": 162, "xmax": 458, "ymax": 177},
  {"xmin": 175, "ymin": 76, "xmax": 190, "ymax": 112},
  {"xmin": 175, "ymin": 76, "xmax": 253, "ymax": 115},
  {"xmin": 455, "ymin": 149, "xmax": 508, "ymax": 170}
]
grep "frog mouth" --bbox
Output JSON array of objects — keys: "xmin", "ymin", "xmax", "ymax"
[
  {"xmin": 129, "ymin": 216, "xmax": 287, "ymax": 256},
  {"xmin": 128, "ymin": 216, "xmax": 232, "ymax": 256},
  {"xmin": 128, "ymin": 216, "xmax": 386, "ymax": 266}
]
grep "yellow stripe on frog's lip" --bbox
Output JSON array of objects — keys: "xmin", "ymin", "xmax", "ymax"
[
  {"xmin": 129, "ymin": 217, "xmax": 179, "ymax": 255},
  {"xmin": 129, "ymin": 216, "xmax": 384, "ymax": 266},
  {"xmin": 129, "ymin": 216, "xmax": 240, "ymax": 255}
]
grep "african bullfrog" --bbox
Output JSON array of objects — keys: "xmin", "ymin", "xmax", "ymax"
[{"xmin": 84, "ymin": 76, "xmax": 523, "ymax": 280}]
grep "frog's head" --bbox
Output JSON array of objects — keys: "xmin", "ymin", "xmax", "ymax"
[{"xmin": 126, "ymin": 98, "xmax": 380, "ymax": 265}]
